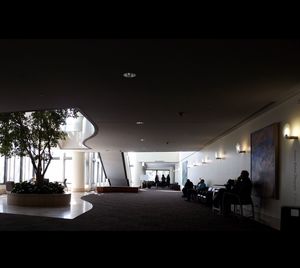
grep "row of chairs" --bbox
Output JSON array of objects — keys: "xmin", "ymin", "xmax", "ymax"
[
  {"xmin": 212, "ymin": 189, "xmax": 255, "ymax": 219},
  {"xmin": 189, "ymin": 186, "xmax": 255, "ymax": 219}
]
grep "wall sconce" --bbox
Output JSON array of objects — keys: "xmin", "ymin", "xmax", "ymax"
[
  {"xmin": 285, "ymin": 134, "xmax": 298, "ymax": 140},
  {"xmin": 201, "ymin": 159, "xmax": 207, "ymax": 164},
  {"xmin": 236, "ymin": 143, "xmax": 246, "ymax": 154},
  {"xmin": 215, "ymin": 152, "xmax": 223, "ymax": 160},
  {"xmin": 283, "ymin": 124, "xmax": 298, "ymax": 140}
]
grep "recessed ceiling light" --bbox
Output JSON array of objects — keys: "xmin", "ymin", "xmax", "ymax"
[
  {"xmin": 140, "ymin": 138, "xmax": 144, "ymax": 142},
  {"xmin": 136, "ymin": 121, "xmax": 144, "ymax": 125},
  {"xmin": 123, "ymin": 72, "xmax": 136, "ymax": 78}
]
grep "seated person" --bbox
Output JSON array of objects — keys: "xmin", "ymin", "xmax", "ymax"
[
  {"xmin": 214, "ymin": 170, "xmax": 252, "ymax": 214},
  {"xmin": 186, "ymin": 178, "xmax": 207, "ymax": 201},
  {"xmin": 196, "ymin": 178, "xmax": 207, "ymax": 193},
  {"xmin": 225, "ymin": 179, "xmax": 235, "ymax": 191},
  {"xmin": 213, "ymin": 179, "xmax": 232, "ymax": 209},
  {"xmin": 182, "ymin": 179, "xmax": 194, "ymax": 198},
  {"xmin": 229, "ymin": 170, "xmax": 252, "ymax": 202}
]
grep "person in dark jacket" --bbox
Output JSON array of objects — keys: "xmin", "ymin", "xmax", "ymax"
[
  {"xmin": 182, "ymin": 179, "xmax": 194, "ymax": 198},
  {"xmin": 155, "ymin": 174, "xmax": 159, "ymax": 187},
  {"xmin": 161, "ymin": 174, "xmax": 166, "ymax": 187},
  {"xmin": 186, "ymin": 178, "xmax": 207, "ymax": 201},
  {"xmin": 166, "ymin": 174, "xmax": 170, "ymax": 187},
  {"xmin": 233, "ymin": 170, "xmax": 252, "ymax": 199}
]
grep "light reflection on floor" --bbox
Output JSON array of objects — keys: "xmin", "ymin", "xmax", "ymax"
[{"xmin": 0, "ymin": 192, "xmax": 93, "ymax": 219}]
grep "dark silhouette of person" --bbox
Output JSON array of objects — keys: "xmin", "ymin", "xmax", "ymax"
[
  {"xmin": 155, "ymin": 174, "xmax": 159, "ymax": 187},
  {"xmin": 166, "ymin": 174, "xmax": 170, "ymax": 187},
  {"xmin": 186, "ymin": 178, "xmax": 206, "ymax": 201},
  {"xmin": 223, "ymin": 170, "xmax": 252, "ymax": 214},
  {"xmin": 213, "ymin": 170, "xmax": 252, "ymax": 215},
  {"xmin": 182, "ymin": 179, "xmax": 194, "ymax": 198},
  {"xmin": 233, "ymin": 170, "xmax": 252, "ymax": 198},
  {"xmin": 161, "ymin": 174, "xmax": 166, "ymax": 186}
]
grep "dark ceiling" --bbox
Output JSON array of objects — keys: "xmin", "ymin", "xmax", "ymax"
[{"xmin": 0, "ymin": 39, "xmax": 300, "ymax": 152}]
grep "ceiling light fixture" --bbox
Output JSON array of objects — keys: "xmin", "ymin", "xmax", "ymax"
[
  {"xmin": 140, "ymin": 138, "xmax": 144, "ymax": 142},
  {"xmin": 215, "ymin": 152, "xmax": 223, "ymax": 160},
  {"xmin": 123, "ymin": 72, "xmax": 136, "ymax": 78},
  {"xmin": 136, "ymin": 121, "xmax": 144, "ymax": 125}
]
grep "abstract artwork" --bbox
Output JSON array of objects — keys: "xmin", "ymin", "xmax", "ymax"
[{"xmin": 251, "ymin": 122, "xmax": 279, "ymax": 199}]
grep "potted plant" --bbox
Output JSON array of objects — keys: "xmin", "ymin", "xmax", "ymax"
[{"xmin": 0, "ymin": 108, "xmax": 78, "ymax": 206}]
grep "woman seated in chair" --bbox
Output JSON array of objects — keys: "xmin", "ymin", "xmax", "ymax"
[
  {"xmin": 222, "ymin": 170, "xmax": 252, "ymax": 215},
  {"xmin": 196, "ymin": 179, "xmax": 207, "ymax": 193}
]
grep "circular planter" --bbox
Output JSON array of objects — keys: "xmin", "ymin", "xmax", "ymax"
[{"xmin": 7, "ymin": 193, "xmax": 71, "ymax": 207}]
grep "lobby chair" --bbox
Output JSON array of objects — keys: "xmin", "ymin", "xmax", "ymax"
[
  {"xmin": 212, "ymin": 187, "xmax": 223, "ymax": 215},
  {"xmin": 223, "ymin": 192, "xmax": 254, "ymax": 219}
]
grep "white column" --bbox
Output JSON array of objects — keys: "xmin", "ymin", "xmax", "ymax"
[
  {"xmin": 133, "ymin": 162, "xmax": 144, "ymax": 187},
  {"xmin": 72, "ymin": 151, "xmax": 85, "ymax": 192},
  {"xmin": 169, "ymin": 166, "xmax": 174, "ymax": 183}
]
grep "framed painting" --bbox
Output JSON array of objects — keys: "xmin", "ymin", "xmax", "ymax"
[{"xmin": 251, "ymin": 122, "xmax": 279, "ymax": 199}]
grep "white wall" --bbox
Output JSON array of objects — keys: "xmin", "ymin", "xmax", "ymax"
[{"xmin": 178, "ymin": 91, "xmax": 300, "ymax": 230}]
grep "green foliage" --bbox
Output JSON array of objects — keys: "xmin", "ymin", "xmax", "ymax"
[
  {"xmin": 12, "ymin": 181, "xmax": 65, "ymax": 194},
  {"xmin": 0, "ymin": 108, "xmax": 78, "ymax": 183}
]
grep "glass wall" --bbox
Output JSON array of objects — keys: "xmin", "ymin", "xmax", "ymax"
[
  {"xmin": 22, "ymin": 157, "xmax": 34, "ymax": 182},
  {"xmin": 0, "ymin": 151, "xmax": 105, "ymax": 191},
  {"xmin": 146, "ymin": 169, "xmax": 170, "ymax": 181},
  {"xmin": 0, "ymin": 156, "xmax": 5, "ymax": 184},
  {"xmin": 44, "ymin": 150, "xmax": 62, "ymax": 182},
  {"xmin": 84, "ymin": 152, "xmax": 103, "ymax": 189}
]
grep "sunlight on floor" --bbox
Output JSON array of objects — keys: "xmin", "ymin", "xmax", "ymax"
[{"xmin": 0, "ymin": 192, "xmax": 93, "ymax": 219}]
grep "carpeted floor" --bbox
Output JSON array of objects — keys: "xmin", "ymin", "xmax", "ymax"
[{"xmin": 0, "ymin": 189, "xmax": 276, "ymax": 231}]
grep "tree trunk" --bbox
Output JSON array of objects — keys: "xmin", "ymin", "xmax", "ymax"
[{"xmin": 36, "ymin": 172, "xmax": 44, "ymax": 185}]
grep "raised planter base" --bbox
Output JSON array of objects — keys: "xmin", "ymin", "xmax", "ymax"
[
  {"xmin": 7, "ymin": 193, "xmax": 71, "ymax": 207},
  {"xmin": 97, "ymin": 186, "xmax": 139, "ymax": 193}
]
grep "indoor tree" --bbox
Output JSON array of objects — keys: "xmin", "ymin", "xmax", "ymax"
[{"xmin": 0, "ymin": 108, "xmax": 78, "ymax": 185}]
